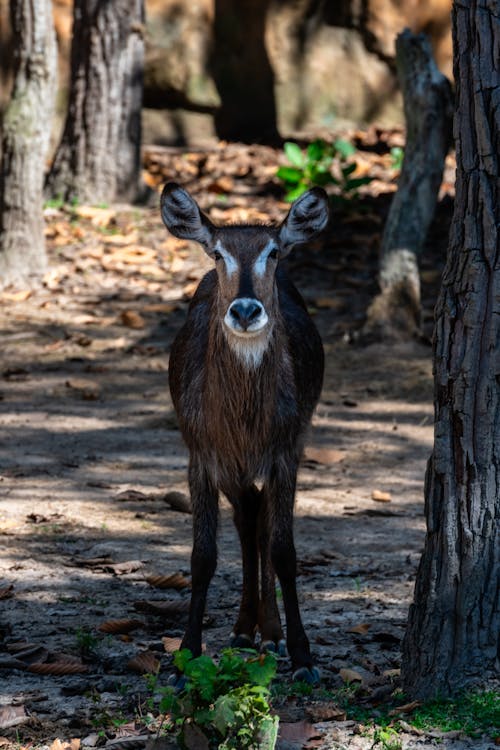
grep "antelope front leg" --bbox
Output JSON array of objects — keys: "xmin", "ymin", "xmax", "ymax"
[
  {"xmin": 231, "ymin": 486, "xmax": 261, "ymax": 648},
  {"xmin": 181, "ymin": 456, "xmax": 219, "ymax": 657},
  {"xmin": 267, "ymin": 464, "xmax": 319, "ymax": 684}
]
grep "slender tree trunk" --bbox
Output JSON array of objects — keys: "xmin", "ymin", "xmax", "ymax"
[
  {"xmin": 46, "ymin": 0, "xmax": 144, "ymax": 204},
  {"xmin": 401, "ymin": 1, "xmax": 500, "ymax": 699},
  {"xmin": 211, "ymin": 0, "xmax": 280, "ymax": 144},
  {"xmin": 0, "ymin": 0, "xmax": 57, "ymax": 288},
  {"xmin": 363, "ymin": 30, "xmax": 453, "ymax": 341}
]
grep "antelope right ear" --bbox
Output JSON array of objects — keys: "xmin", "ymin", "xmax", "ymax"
[
  {"xmin": 279, "ymin": 187, "xmax": 329, "ymax": 256},
  {"xmin": 160, "ymin": 183, "xmax": 214, "ymax": 248}
]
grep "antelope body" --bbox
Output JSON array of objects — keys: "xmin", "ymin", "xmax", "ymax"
[{"xmin": 161, "ymin": 183, "xmax": 328, "ymax": 682}]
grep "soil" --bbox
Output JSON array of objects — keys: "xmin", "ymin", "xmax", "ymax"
[{"xmin": 0, "ymin": 141, "xmax": 493, "ymax": 749}]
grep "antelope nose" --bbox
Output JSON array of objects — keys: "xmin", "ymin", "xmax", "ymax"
[{"xmin": 229, "ymin": 299, "xmax": 263, "ymax": 330}]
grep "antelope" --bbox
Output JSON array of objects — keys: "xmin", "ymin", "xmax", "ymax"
[{"xmin": 161, "ymin": 183, "xmax": 328, "ymax": 683}]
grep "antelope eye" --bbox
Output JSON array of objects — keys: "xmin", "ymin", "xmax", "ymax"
[
  {"xmin": 213, "ymin": 251, "xmax": 222, "ymax": 261},
  {"xmin": 268, "ymin": 248, "xmax": 279, "ymax": 260}
]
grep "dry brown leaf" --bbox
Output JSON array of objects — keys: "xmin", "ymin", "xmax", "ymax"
[
  {"xmin": 306, "ymin": 702, "xmax": 346, "ymax": 722},
  {"xmin": 50, "ymin": 738, "xmax": 81, "ymax": 750},
  {"xmin": 75, "ymin": 205, "xmax": 116, "ymax": 227},
  {"xmin": 143, "ymin": 302, "xmax": 178, "ymax": 314},
  {"xmin": 102, "ymin": 231, "xmax": 139, "ymax": 247},
  {"xmin": 133, "ymin": 599, "xmax": 190, "ymax": 617},
  {"xmin": 127, "ymin": 650, "xmax": 159, "ymax": 674},
  {"xmin": 163, "ymin": 490, "xmax": 192, "ymax": 514},
  {"xmin": 145, "ymin": 573, "xmax": 191, "ymax": 590},
  {"xmin": 383, "ymin": 668, "xmax": 401, "ymax": 679},
  {"xmin": 303, "ymin": 446, "xmax": 345, "ymax": 465},
  {"xmin": 279, "ymin": 720, "xmax": 320, "ymax": 743},
  {"xmin": 28, "ymin": 661, "xmax": 88, "ymax": 675},
  {"xmin": 98, "ymin": 619, "xmax": 144, "ymax": 635},
  {"xmin": 161, "ymin": 636, "xmax": 183, "ymax": 653},
  {"xmin": 313, "ymin": 297, "xmax": 346, "ymax": 311},
  {"xmin": 1, "ymin": 290, "xmax": 32, "ymax": 303},
  {"xmin": 371, "ymin": 489, "xmax": 392, "ymax": 502},
  {"xmin": 388, "ymin": 700, "xmax": 421, "ymax": 716},
  {"xmin": 347, "ymin": 623, "xmax": 371, "ymax": 635},
  {"xmin": 65, "ymin": 378, "xmax": 100, "ymax": 400},
  {"xmin": 120, "ymin": 310, "xmax": 146, "ymax": 329},
  {"xmin": 339, "ymin": 667, "xmax": 364, "ymax": 684},
  {"xmin": 107, "ymin": 246, "xmax": 157, "ymax": 264},
  {"xmin": 0, "ymin": 585, "xmax": 14, "ymax": 600},
  {"xmin": 182, "ymin": 281, "xmax": 198, "ymax": 298},
  {"xmin": 0, "ymin": 705, "xmax": 28, "ymax": 730},
  {"xmin": 105, "ymin": 560, "xmax": 145, "ymax": 575}
]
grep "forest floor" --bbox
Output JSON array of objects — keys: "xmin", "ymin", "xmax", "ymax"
[{"xmin": 0, "ymin": 135, "xmax": 496, "ymax": 749}]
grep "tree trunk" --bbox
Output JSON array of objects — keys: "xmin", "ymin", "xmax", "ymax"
[
  {"xmin": 362, "ymin": 30, "xmax": 453, "ymax": 341},
  {"xmin": 401, "ymin": 1, "xmax": 500, "ymax": 699},
  {"xmin": 0, "ymin": 0, "xmax": 57, "ymax": 289},
  {"xmin": 46, "ymin": 0, "xmax": 144, "ymax": 205},
  {"xmin": 211, "ymin": 0, "xmax": 280, "ymax": 144}
]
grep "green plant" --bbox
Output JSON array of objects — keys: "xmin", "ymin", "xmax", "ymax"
[
  {"xmin": 390, "ymin": 146, "xmax": 404, "ymax": 171},
  {"xmin": 276, "ymin": 138, "xmax": 372, "ymax": 202},
  {"xmin": 75, "ymin": 627, "xmax": 99, "ymax": 657},
  {"xmin": 149, "ymin": 648, "xmax": 279, "ymax": 749},
  {"xmin": 372, "ymin": 726, "xmax": 402, "ymax": 750},
  {"xmin": 409, "ymin": 690, "xmax": 499, "ymax": 738}
]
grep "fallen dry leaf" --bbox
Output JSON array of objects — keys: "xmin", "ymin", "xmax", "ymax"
[
  {"xmin": 50, "ymin": 738, "xmax": 81, "ymax": 750},
  {"xmin": 347, "ymin": 623, "xmax": 371, "ymax": 635},
  {"xmin": 0, "ymin": 585, "xmax": 14, "ymax": 600},
  {"xmin": 66, "ymin": 378, "xmax": 101, "ymax": 400},
  {"xmin": 279, "ymin": 720, "xmax": 321, "ymax": 743},
  {"xmin": 145, "ymin": 573, "xmax": 191, "ymax": 590},
  {"xmin": 28, "ymin": 661, "xmax": 88, "ymax": 675},
  {"xmin": 303, "ymin": 446, "xmax": 345, "ymax": 465},
  {"xmin": 98, "ymin": 619, "xmax": 144, "ymax": 635},
  {"xmin": 388, "ymin": 700, "xmax": 421, "ymax": 716},
  {"xmin": 306, "ymin": 701, "xmax": 346, "ymax": 722},
  {"xmin": 75, "ymin": 205, "xmax": 116, "ymax": 227},
  {"xmin": 371, "ymin": 489, "xmax": 392, "ymax": 502},
  {"xmin": 127, "ymin": 650, "xmax": 160, "ymax": 674},
  {"xmin": 133, "ymin": 599, "xmax": 190, "ymax": 617},
  {"xmin": 163, "ymin": 490, "xmax": 192, "ymax": 513},
  {"xmin": 1, "ymin": 290, "xmax": 32, "ymax": 303},
  {"xmin": 105, "ymin": 560, "xmax": 145, "ymax": 576},
  {"xmin": 0, "ymin": 705, "xmax": 28, "ymax": 730},
  {"xmin": 161, "ymin": 636, "xmax": 183, "ymax": 653},
  {"xmin": 339, "ymin": 667, "xmax": 364, "ymax": 684},
  {"xmin": 120, "ymin": 310, "xmax": 146, "ymax": 329}
]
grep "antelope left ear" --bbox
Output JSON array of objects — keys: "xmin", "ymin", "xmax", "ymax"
[{"xmin": 279, "ymin": 187, "xmax": 329, "ymax": 256}]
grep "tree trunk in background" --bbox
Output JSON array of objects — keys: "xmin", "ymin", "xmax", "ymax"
[
  {"xmin": 46, "ymin": 0, "xmax": 144, "ymax": 204},
  {"xmin": 401, "ymin": 1, "xmax": 500, "ymax": 699},
  {"xmin": 362, "ymin": 30, "xmax": 453, "ymax": 341},
  {"xmin": 211, "ymin": 0, "xmax": 280, "ymax": 144},
  {"xmin": 0, "ymin": 0, "xmax": 57, "ymax": 288}
]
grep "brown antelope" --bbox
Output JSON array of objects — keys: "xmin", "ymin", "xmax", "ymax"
[{"xmin": 161, "ymin": 183, "xmax": 328, "ymax": 683}]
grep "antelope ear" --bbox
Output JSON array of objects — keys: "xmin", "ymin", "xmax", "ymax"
[
  {"xmin": 160, "ymin": 182, "xmax": 214, "ymax": 248},
  {"xmin": 279, "ymin": 187, "xmax": 329, "ymax": 256}
]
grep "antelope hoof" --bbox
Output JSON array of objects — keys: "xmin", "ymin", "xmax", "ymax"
[
  {"xmin": 261, "ymin": 639, "xmax": 287, "ymax": 657},
  {"xmin": 292, "ymin": 665, "xmax": 320, "ymax": 685},
  {"xmin": 167, "ymin": 672, "xmax": 188, "ymax": 692},
  {"xmin": 230, "ymin": 632, "xmax": 255, "ymax": 649}
]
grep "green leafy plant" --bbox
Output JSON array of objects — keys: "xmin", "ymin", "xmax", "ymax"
[
  {"xmin": 372, "ymin": 726, "xmax": 402, "ymax": 750},
  {"xmin": 390, "ymin": 146, "xmax": 404, "ymax": 171},
  {"xmin": 276, "ymin": 138, "xmax": 372, "ymax": 202},
  {"xmin": 148, "ymin": 648, "xmax": 278, "ymax": 749}
]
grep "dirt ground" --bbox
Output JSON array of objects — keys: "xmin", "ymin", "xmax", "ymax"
[{"xmin": 0, "ymin": 143, "xmax": 493, "ymax": 749}]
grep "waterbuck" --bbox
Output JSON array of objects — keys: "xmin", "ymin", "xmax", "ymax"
[{"xmin": 161, "ymin": 183, "xmax": 328, "ymax": 683}]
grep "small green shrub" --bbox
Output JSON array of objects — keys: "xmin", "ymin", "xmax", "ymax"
[
  {"xmin": 390, "ymin": 146, "xmax": 404, "ymax": 171},
  {"xmin": 276, "ymin": 138, "xmax": 372, "ymax": 202},
  {"xmin": 149, "ymin": 648, "xmax": 278, "ymax": 749}
]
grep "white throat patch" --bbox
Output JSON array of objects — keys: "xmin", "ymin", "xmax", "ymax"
[{"xmin": 224, "ymin": 328, "xmax": 272, "ymax": 369}]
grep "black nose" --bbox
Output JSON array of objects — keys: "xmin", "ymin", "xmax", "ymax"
[{"xmin": 229, "ymin": 299, "xmax": 262, "ymax": 330}]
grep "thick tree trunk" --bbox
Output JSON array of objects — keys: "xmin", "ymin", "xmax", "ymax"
[
  {"xmin": 46, "ymin": 0, "xmax": 144, "ymax": 204},
  {"xmin": 0, "ymin": 0, "xmax": 57, "ymax": 288},
  {"xmin": 363, "ymin": 30, "xmax": 453, "ymax": 341},
  {"xmin": 401, "ymin": 1, "xmax": 500, "ymax": 699},
  {"xmin": 211, "ymin": 0, "xmax": 280, "ymax": 144}
]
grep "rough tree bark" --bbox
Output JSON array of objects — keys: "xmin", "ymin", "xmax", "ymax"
[
  {"xmin": 46, "ymin": 0, "xmax": 144, "ymax": 204},
  {"xmin": 363, "ymin": 30, "xmax": 453, "ymax": 341},
  {"xmin": 0, "ymin": 0, "xmax": 57, "ymax": 288},
  {"xmin": 211, "ymin": 0, "xmax": 280, "ymax": 144},
  {"xmin": 401, "ymin": 1, "xmax": 500, "ymax": 699}
]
